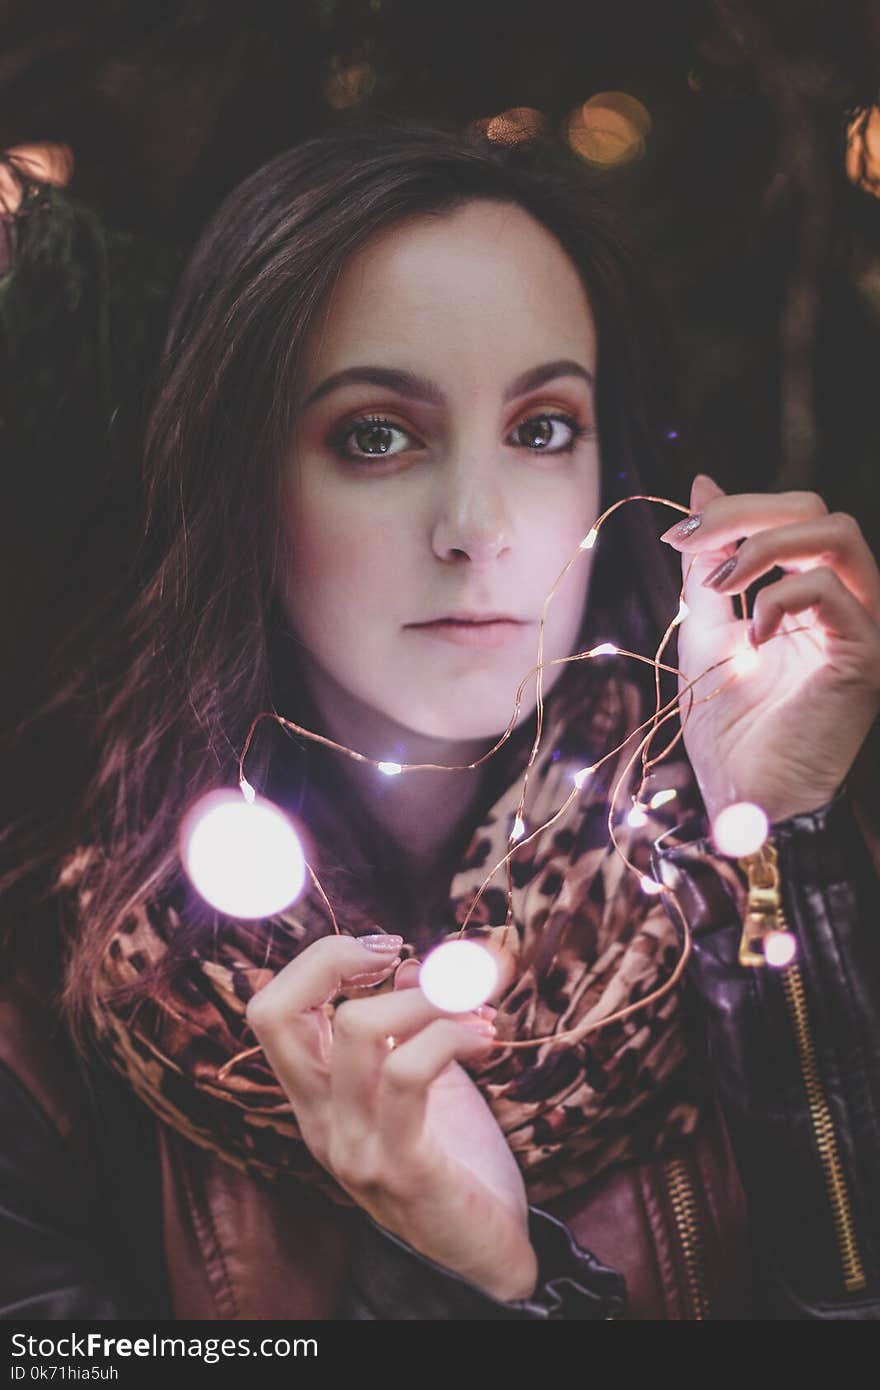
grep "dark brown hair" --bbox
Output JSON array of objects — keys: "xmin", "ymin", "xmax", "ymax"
[{"xmin": 0, "ymin": 117, "xmax": 681, "ymax": 1050}]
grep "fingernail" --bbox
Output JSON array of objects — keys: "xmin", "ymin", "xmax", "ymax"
[
  {"xmin": 348, "ymin": 957, "xmax": 401, "ymax": 982},
  {"xmin": 702, "ymin": 556, "xmax": 738, "ymax": 589},
  {"xmin": 359, "ymin": 934, "xmax": 404, "ymax": 952},
  {"xmin": 476, "ymin": 1004, "xmax": 498, "ymax": 1020},
  {"xmin": 462, "ymin": 1019, "xmax": 496, "ymax": 1037},
  {"xmin": 660, "ymin": 513, "xmax": 703, "ymax": 544}
]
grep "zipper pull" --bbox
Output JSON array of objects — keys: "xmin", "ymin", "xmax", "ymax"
[{"xmin": 736, "ymin": 840, "xmax": 795, "ymax": 968}]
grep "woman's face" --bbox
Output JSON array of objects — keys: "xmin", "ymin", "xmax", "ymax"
[{"xmin": 280, "ymin": 198, "xmax": 601, "ymax": 748}]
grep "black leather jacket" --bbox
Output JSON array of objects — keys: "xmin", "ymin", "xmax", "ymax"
[
  {"xmin": 1, "ymin": 792, "xmax": 878, "ymax": 1320},
  {"xmin": 344, "ymin": 790, "xmax": 880, "ymax": 1319}
]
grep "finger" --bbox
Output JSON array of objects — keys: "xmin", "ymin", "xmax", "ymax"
[
  {"xmin": 245, "ymin": 934, "xmax": 403, "ymax": 1105},
  {"xmin": 672, "ymin": 475, "xmax": 739, "ymax": 632},
  {"xmin": 393, "ymin": 959, "xmax": 422, "ymax": 990},
  {"xmin": 375, "ymin": 1019, "xmax": 497, "ymax": 1158},
  {"xmin": 330, "ymin": 987, "xmax": 493, "ymax": 1128},
  {"xmin": 752, "ymin": 566, "xmax": 880, "ymax": 655},
  {"xmin": 702, "ymin": 513, "xmax": 880, "ymax": 624},
  {"xmin": 0, "ymin": 143, "xmax": 74, "ymax": 214},
  {"xmin": 690, "ymin": 472, "xmax": 726, "ymax": 508},
  {"xmin": 662, "ymin": 489, "xmax": 828, "ymax": 552}
]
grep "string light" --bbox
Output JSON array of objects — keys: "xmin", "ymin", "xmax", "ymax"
[
  {"xmin": 674, "ymin": 599, "xmax": 690, "ymax": 625},
  {"xmin": 731, "ymin": 638, "xmax": 759, "ymax": 676},
  {"xmin": 649, "ymin": 789, "xmax": 677, "ymax": 810},
  {"xmin": 764, "ymin": 930, "xmax": 798, "ymax": 968},
  {"xmin": 198, "ymin": 489, "xmax": 816, "ymax": 1074},
  {"xmin": 640, "ymin": 875, "xmax": 664, "ymax": 895},
  {"xmin": 180, "ymin": 789, "xmax": 306, "ymax": 919},
  {"xmin": 627, "ymin": 804, "xmax": 648, "ymax": 827},
  {"xmin": 711, "ymin": 802, "xmax": 769, "ymax": 857},
  {"xmin": 418, "ymin": 940, "xmax": 499, "ymax": 1012}
]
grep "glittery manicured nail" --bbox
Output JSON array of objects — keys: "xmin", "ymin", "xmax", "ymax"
[
  {"xmin": 702, "ymin": 556, "xmax": 738, "ymax": 588},
  {"xmin": 348, "ymin": 958, "xmax": 401, "ymax": 983},
  {"xmin": 660, "ymin": 513, "xmax": 703, "ymax": 544},
  {"xmin": 359, "ymin": 934, "xmax": 404, "ymax": 952}
]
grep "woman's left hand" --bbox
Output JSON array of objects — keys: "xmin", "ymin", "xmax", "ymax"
[{"xmin": 661, "ymin": 473, "xmax": 880, "ymax": 827}]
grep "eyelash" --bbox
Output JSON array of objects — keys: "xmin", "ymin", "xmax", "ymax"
[{"xmin": 328, "ymin": 411, "xmax": 595, "ymax": 464}]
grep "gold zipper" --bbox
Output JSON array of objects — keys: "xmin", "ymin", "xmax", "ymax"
[
  {"xmin": 662, "ymin": 1156, "xmax": 710, "ymax": 1319},
  {"xmin": 738, "ymin": 840, "xmax": 867, "ymax": 1294}
]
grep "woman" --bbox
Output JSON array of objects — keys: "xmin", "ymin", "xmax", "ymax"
[{"xmin": 1, "ymin": 120, "xmax": 879, "ymax": 1320}]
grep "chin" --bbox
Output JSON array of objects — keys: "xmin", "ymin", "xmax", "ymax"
[{"xmin": 389, "ymin": 692, "xmax": 540, "ymax": 745}]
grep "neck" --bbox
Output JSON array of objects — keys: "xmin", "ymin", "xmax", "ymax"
[{"xmin": 297, "ymin": 660, "xmax": 498, "ymax": 885}]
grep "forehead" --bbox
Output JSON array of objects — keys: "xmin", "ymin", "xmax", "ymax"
[{"xmin": 302, "ymin": 199, "xmax": 597, "ymax": 379}]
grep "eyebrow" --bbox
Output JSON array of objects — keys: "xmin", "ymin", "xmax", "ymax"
[{"xmin": 300, "ymin": 358, "xmax": 594, "ymax": 410}]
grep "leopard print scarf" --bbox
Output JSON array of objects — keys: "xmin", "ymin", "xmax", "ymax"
[{"xmin": 60, "ymin": 661, "xmax": 707, "ymax": 1207}]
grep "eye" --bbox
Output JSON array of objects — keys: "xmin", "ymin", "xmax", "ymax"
[
  {"xmin": 328, "ymin": 409, "xmax": 595, "ymax": 464},
  {"xmin": 510, "ymin": 412, "xmax": 594, "ymax": 454},
  {"xmin": 329, "ymin": 414, "xmax": 415, "ymax": 460}
]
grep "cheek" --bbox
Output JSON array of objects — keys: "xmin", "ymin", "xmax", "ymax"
[{"xmin": 280, "ymin": 478, "xmax": 398, "ymax": 627}]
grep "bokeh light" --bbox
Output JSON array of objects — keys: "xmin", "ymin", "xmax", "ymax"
[
  {"xmin": 712, "ymin": 801, "xmax": 769, "ymax": 857},
  {"xmin": 567, "ymin": 92, "xmax": 651, "ymax": 168},
  {"xmin": 419, "ymin": 939, "xmax": 499, "ymax": 1013},
  {"xmin": 323, "ymin": 54, "xmax": 375, "ymax": 110},
  {"xmin": 467, "ymin": 107, "xmax": 548, "ymax": 145},
  {"xmin": 486, "ymin": 107, "xmax": 548, "ymax": 145},
  {"xmin": 180, "ymin": 789, "xmax": 306, "ymax": 918}
]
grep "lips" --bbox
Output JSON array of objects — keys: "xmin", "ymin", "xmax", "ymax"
[
  {"xmin": 407, "ymin": 617, "xmax": 528, "ymax": 649},
  {"xmin": 410, "ymin": 614, "xmax": 524, "ymax": 626}
]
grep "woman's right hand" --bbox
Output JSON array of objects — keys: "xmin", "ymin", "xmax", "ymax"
[
  {"xmin": 0, "ymin": 143, "xmax": 74, "ymax": 214},
  {"xmin": 245, "ymin": 933, "xmax": 538, "ymax": 1302}
]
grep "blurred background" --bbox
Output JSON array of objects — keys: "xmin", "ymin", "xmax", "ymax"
[{"xmin": 1, "ymin": 0, "xmax": 879, "ymax": 690}]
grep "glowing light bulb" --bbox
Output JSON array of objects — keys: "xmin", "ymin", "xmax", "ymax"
[
  {"xmin": 580, "ymin": 528, "xmax": 598, "ymax": 550},
  {"xmin": 627, "ymin": 804, "xmax": 648, "ymax": 828},
  {"xmin": 510, "ymin": 814, "xmax": 526, "ymax": 842},
  {"xmin": 674, "ymin": 600, "xmax": 690, "ymax": 625},
  {"xmin": 764, "ymin": 930, "xmax": 797, "ymax": 968},
  {"xmin": 640, "ymin": 875, "xmax": 664, "ymax": 895},
  {"xmin": 418, "ymin": 940, "xmax": 499, "ymax": 1013},
  {"xmin": 649, "ymin": 789, "xmax": 677, "ymax": 810},
  {"xmin": 731, "ymin": 640, "xmax": 759, "ymax": 676},
  {"xmin": 378, "ymin": 761, "xmax": 403, "ymax": 777},
  {"xmin": 590, "ymin": 643, "xmax": 619, "ymax": 657},
  {"xmin": 573, "ymin": 765, "xmax": 595, "ymax": 790},
  {"xmin": 712, "ymin": 802, "xmax": 769, "ymax": 857},
  {"xmin": 180, "ymin": 789, "xmax": 306, "ymax": 919}
]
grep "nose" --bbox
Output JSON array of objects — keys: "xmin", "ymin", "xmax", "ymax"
[{"xmin": 430, "ymin": 464, "xmax": 512, "ymax": 565}]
